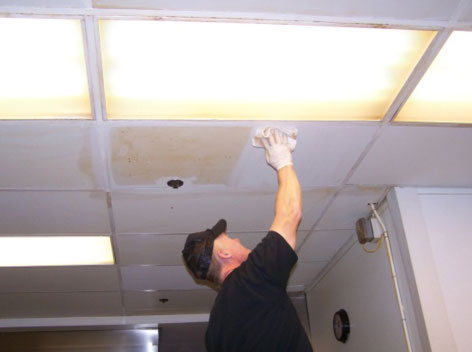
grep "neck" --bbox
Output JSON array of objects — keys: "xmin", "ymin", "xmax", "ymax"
[{"xmin": 220, "ymin": 262, "xmax": 240, "ymax": 283}]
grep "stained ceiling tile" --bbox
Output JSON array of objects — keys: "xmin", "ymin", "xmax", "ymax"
[
  {"xmin": 349, "ymin": 126, "xmax": 472, "ymax": 187},
  {"xmin": 0, "ymin": 123, "xmax": 103, "ymax": 189},
  {"xmin": 0, "ymin": 191, "xmax": 111, "ymax": 234},
  {"xmin": 112, "ymin": 188, "xmax": 334, "ymax": 235},
  {"xmin": 0, "ymin": 266, "xmax": 120, "ymax": 293},
  {"xmin": 121, "ymin": 266, "xmax": 207, "ymax": 291},
  {"xmin": 0, "ymin": 292, "xmax": 122, "ymax": 318},
  {"xmin": 288, "ymin": 261, "xmax": 327, "ymax": 288},
  {"xmin": 124, "ymin": 290, "xmax": 217, "ymax": 315},
  {"xmin": 108, "ymin": 125, "xmax": 251, "ymax": 187},
  {"xmin": 297, "ymin": 230, "xmax": 354, "ymax": 262},
  {"xmin": 316, "ymin": 186, "xmax": 387, "ymax": 230},
  {"xmin": 106, "ymin": 123, "xmax": 378, "ymax": 191}
]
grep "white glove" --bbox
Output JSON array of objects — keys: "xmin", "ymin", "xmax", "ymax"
[{"xmin": 261, "ymin": 128, "xmax": 293, "ymax": 170}]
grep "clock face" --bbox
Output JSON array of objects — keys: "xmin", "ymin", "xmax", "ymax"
[{"xmin": 333, "ymin": 309, "xmax": 350, "ymax": 343}]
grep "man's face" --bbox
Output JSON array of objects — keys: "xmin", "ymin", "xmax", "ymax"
[{"xmin": 215, "ymin": 233, "xmax": 250, "ymax": 263}]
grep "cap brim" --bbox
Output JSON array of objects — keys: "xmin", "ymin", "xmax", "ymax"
[{"xmin": 211, "ymin": 219, "xmax": 227, "ymax": 238}]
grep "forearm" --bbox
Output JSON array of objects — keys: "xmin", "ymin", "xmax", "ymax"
[{"xmin": 270, "ymin": 165, "xmax": 302, "ymax": 249}]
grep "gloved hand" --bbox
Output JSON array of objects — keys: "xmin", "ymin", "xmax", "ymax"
[{"xmin": 261, "ymin": 128, "xmax": 293, "ymax": 170}]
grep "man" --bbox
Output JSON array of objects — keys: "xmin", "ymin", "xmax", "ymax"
[{"xmin": 182, "ymin": 128, "xmax": 313, "ymax": 351}]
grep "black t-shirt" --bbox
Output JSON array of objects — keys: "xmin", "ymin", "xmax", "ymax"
[{"xmin": 205, "ymin": 231, "xmax": 313, "ymax": 352}]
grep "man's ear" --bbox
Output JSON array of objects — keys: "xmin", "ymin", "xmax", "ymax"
[{"xmin": 217, "ymin": 248, "xmax": 232, "ymax": 260}]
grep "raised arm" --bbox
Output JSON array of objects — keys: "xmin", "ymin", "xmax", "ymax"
[{"xmin": 262, "ymin": 128, "xmax": 302, "ymax": 250}]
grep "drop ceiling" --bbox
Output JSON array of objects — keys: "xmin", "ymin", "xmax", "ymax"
[{"xmin": 1, "ymin": 0, "xmax": 472, "ymax": 326}]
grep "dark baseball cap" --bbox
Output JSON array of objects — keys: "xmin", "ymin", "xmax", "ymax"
[{"xmin": 182, "ymin": 219, "xmax": 227, "ymax": 280}]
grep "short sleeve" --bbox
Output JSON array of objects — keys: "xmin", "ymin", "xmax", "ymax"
[{"xmin": 244, "ymin": 231, "xmax": 298, "ymax": 287}]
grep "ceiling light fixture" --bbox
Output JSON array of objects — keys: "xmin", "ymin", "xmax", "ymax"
[
  {"xmin": 396, "ymin": 30, "xmax": 472, "ymax": 124},
  {"xmin": 0, "ymin": 18, "xmax": 91, "ymax": 119},
  {"xmin": 0, "ymin": 236, "xmax": 115, "ymax": 267},
  {"xmin": 99, "ymin": 20, "xmax": 435, "ymax": 121}
]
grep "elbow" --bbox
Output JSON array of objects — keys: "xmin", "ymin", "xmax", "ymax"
[
  {"xmin": 294, "ymin": 208, "xmax": 302, "ymax": 225},
  {"xmin": 290, "ymin": 204, "xmax": 302, "ymax": 225}
]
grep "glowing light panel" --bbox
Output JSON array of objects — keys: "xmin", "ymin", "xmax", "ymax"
[
  {"xmin": 0, "ymin": 18, "xmax": 91, "ymax": 119},
  {"xmin": 0, "ymin": 236, "xmax": 114, "ymax": 267},
  {"xmin": 100, "ymin": 20, "xmax": 435, "ymax": 121},
  {"xmin": 396, "ymin": 31, "xmax": 472, "ymax": 124}
]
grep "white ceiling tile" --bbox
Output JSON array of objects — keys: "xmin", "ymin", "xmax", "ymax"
[
  {"xmin": 316, "ymin": 186, "xmax": 386, "ymax": 230},
  {"xmin": 117, "ymin": 234, "xmax": 186, "ymax": 266},
  {"xmin": 112, "ymin": 188, "xmax": 332, "ymax": 235},
  {"xmin": 117, "ymin": 231, "xmax": 308, "ymax": 266},
  {"xmin": 4, "ymin": 0, "xmax": 90, "ymax": 9},
  {"xmin": 0, "ymin": 292, "xmax": 122, "ymax": 318},
  {"xmin": 234, "ymin": 124, "xmax": 379, "ymax": 188},
  {"xmin": 93, "ymin": 0, "xmax": 461, "ymax": 22},
  {"xmin": 121, "ymin": 266, "xmax": 207, "ymax": 291},
  {"xmin": 0, "ymin": 266, "xmax": 120, "ymax": 292},
  {"xmin": 124, "ymin": 289, "xmax": 217, "ymax": 315},
  {"xmin": 297, "ymin": 230, "xmax": 354, "ymax": 262},
  {"xmin": 349, "ymin": 126, "xmax": 472, "ymax": 187},
  {"xmin": 0, "ymin": 123, "xmax": 103, "ymax": 189},
  {"xmin": 288, "ymin": 261, "xmax": 327, "ymax": 287},
  {"xmin": 235, "ymin": 230, "xmax": 308, "ymax": 251},
  {"xmin": 0, "ymin": 191, "xmax": 111, "ymax": 234},
  {"xmin": 459, "ymin": 3, "xmax": 472, "ymax": 21}
]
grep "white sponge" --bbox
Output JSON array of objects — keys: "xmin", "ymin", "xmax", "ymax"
[{"xmin": 252, "ymin": 127, "xmax": 298, "ymax": 151}]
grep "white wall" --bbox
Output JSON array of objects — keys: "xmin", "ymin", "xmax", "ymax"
[
  {"xmin": 307, "ymin": 187, "xmax": 472, "ymax": 352},
  {"xmin": 306, "ymin": 202, "xmax": 413, "ymax": 351},
  {"xmin": 390, "ymin": 188, "xmax": 472, "ymax": 352}
]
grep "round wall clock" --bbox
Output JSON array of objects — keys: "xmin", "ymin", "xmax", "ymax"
[{"xmin": 333, "ymin": 309, "xmax": 350, "ymax": 343}]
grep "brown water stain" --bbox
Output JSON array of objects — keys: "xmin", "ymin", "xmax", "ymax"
[{"xmin": 110, "ymin": 126, "xmax": 251, "ymax": 186}]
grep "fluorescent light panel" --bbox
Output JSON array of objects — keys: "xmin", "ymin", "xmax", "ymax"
[
  {"xmin": 0, "ymin": 18, "xmax": 91, "ymax": 119},
  {"xmin": 0, "ymin": 236, "xmax": 114, "ymax": 267},
  {"xmin": 99, "ymin": 20, "xmax": 435, "ymax": 121},
  {"xmin": 396, "ymin": 30, "xmax": 472, "ymax": 124}
]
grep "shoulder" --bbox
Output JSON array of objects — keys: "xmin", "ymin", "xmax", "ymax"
[
  {"xmin": 258, "ymin": 231, "xmax": 298, "ymax": 256},
  {"xmin": 239, "ymin": 231, "xmax": 298, "ymax": 287}
]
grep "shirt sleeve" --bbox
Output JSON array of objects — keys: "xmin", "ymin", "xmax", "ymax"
[{"xmin": 244, "ymin": 231, "xmax": 298, "ymax": 288}]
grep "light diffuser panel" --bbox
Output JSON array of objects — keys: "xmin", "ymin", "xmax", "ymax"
[
  {"xmin": 100, "ymin": 20, "xmax": 435, "ymax": 121},
  {"xmin": 0, "ymin": 236, "xmax": 114, "ymax": 267},
  {"xmin": 0, "ymin": 18, "xmax": 91, "ymax": 119},
  {"xmin": 396, "ymin": 30, "xmax": 472, "ymax": 124}
]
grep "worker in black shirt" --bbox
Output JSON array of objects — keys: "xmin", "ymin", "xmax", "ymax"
[{"xmin": 182, "ymin": 128, "xmax": 313, "ymax": 352}]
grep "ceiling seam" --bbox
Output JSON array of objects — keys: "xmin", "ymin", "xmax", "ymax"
[
  {"xmin": 295, "ymin": 185, "xmax": 344, "ymax": 253},
  {"xmin": 83, "ymin": 15, "xmax": 112, "ymax": 194},
  {"xmin": 82, "ymin": 17, "xmax": 99, "ymax": 122},
  {"xmin": 305, "ymin": 235, "xmax": 358, "ymax": 292},
  {"xmin": 105, "ymin": 192, "xmax": 127, "ymax": 316}
]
